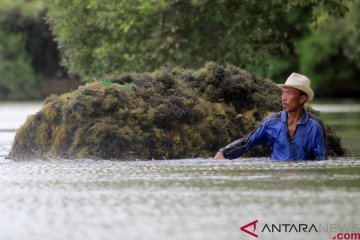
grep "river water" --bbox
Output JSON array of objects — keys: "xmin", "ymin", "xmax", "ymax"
[{"xmin": 0, "ymin": 101, "xmax": 359, "ymax": 240}]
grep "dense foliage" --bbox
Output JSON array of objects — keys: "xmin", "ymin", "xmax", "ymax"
[
  {"xmin": 9, "ymin": 63, "xmax": 345, "ymax": 160},
  {"xmin": 1, "ymin": 0, "xmax": 358, "ymax": 99},
  {"xmin": 0, "ymin": 0, "xmax": 360, "ymax": 99},
  {"xmin": 0, "ymin": 0, "xmax": 64, "ymax": 99},
  {"xmin": 45, "ymin": 0, "xmax": 349, "ymax": 80},
  {"xmin": 296, "ymin": 1, "xmax": 360, "ymax": 97},
  {"xmin": 0, "ymin": 27, "xmax": 39, "ymax": 99},
  {"xmin": 0, "ymin": 0, "xmax": 44, "ymax": 99}
]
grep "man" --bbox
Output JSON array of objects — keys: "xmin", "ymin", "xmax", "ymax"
[{"xmin": 214, "ymin": 73, "xmax": 327, "ymax": 160}]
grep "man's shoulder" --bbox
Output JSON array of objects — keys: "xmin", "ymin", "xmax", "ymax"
[
  {"xmin": 306, "ymin": 110, "xmax": 327, "ymax": 137},
  {"xmin": 260, "ymin": 111, "xmax": 282, "ymax": 124},
  {"xmin": 307, "ymin": 111, "xmax": 325, "ymax": 128}
]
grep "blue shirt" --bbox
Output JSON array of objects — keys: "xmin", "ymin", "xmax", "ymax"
[{"xmin": 219, "ymin": 110, "xmax": 327, "ymax": 160}]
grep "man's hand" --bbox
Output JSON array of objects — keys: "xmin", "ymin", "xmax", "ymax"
[{"xmin": 214, "ymin": 151, "xmax": 226, "ymax": 160}]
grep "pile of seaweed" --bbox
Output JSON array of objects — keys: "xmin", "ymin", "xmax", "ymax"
[{"xmin": 9, "ymin": 62, "xmax": 346, "ymax": 160}]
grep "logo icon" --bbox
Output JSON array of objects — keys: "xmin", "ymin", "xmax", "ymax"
[{"xmin": 240, "ymin": 220, "xmax": 258, "ymax": 238}]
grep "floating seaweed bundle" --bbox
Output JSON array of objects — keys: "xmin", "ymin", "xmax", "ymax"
[{"xmin": 9, "ymin": 62, "xmax": 346, "ymax": 160}]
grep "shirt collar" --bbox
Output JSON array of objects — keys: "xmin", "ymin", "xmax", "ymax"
[{"xmin": 281, "ymin": 109, "xmax": 308, "ymax": 125}]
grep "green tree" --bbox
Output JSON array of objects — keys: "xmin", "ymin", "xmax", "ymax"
[
  {"xmin": 296, "ymin": 0, "xmax": 360, "ymax": 98},
  {"xmin": 0, "ymin": 0, "xmax": 65, "ymax": 100},
  {"xmin": 0, "ymin": 0, "xmax": 45, "ymax": 99},
  {"xmin": 0, "ymin": 27, "xmax": 39, "ymax": 99},
  {"xmin": 45, "ymin": 0, "xmax": 348, "ymax": 80}
]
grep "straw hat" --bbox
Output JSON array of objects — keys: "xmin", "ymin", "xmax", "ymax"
[{"xmin": 277, "ymin": 73, "xmax": 314, "ymax": 101}]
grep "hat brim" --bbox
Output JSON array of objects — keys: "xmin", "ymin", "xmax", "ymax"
[{"xmin": 277, "ymin": 84, "xmax": 314, "ymax": 101}]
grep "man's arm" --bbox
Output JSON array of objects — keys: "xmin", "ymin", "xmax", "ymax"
[
  {"xmin": 214, "ymin": 122, "xmax": 271, "ymax": 160},
  {"xmin": 214, "ymin": 151, "xmax": 225, "ymax": 160},
  {"xmin": 214, "ymin": 138, "xmax": 247, "ymax": 160}
]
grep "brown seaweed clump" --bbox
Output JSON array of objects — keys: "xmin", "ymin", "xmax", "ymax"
[{"xmin": 9, "ymin": 62, "xmax": 346, "ymax": 160}]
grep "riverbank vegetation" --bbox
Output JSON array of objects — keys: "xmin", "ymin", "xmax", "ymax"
[
  {"xmin": 1, "ymin": 0, "xmax": 359, "ymax": 99},
  {"xmin": 45, "ymin": 0, "xmax": 359, "ymax": 99},
  {"xmin": 0, "ymin": 0, "xmax": 75, "ymax": 100}
]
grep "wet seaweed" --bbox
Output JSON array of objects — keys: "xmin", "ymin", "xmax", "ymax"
[{"xmin": 9, "ymin": 62, "xmax": 346, "ymax": 160}]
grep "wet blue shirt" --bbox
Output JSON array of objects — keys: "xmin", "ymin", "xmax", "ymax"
[{"xmin": 219, "ymin": 110, "xmax": 327, "ymax": 160}]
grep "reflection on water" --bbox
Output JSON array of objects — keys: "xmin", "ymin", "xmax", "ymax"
[{"xmin": 0, "ymin": 102, "xmax": 359, "ymax": 240}]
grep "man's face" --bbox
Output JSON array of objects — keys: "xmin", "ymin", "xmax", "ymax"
[{"xmin": 281, "ymin": 87, "xmax": 307, "ymax": 113}]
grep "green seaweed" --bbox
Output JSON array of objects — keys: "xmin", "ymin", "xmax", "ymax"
[{"xmin": 9, "ymin": 62, "xmax": 347, "ymax": 160}]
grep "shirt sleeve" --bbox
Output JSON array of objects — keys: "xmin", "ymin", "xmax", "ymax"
[
  {"xmin": 219, "ymin": 122, "xmax": 271, "ymax": 159},
  {"xmin": 313, "ymin": 125, "xmax": 327, "ymax": 160}
]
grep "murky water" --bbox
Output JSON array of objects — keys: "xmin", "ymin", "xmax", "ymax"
[{"xmin": 0, "ymin": 102, "xmax": 359, "ymax": 240}]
